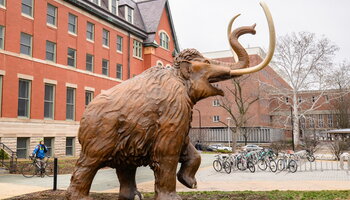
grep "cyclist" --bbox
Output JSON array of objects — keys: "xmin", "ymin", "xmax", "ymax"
[{"xmin": 31, "ymin": 139, "xmax": 48, "ymax": 170}]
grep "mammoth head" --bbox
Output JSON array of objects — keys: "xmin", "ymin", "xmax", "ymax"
[{"xmin": 174, "ymin": 2, "xmax": 276, "ymax": 102}]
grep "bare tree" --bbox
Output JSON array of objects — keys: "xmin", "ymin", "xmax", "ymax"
[
  {"xmin": 330, "ymin": 140, "xmax": 350, "ymax": 160},
  {"xmin": 218, "ymin": 75, "xmax": 259, "ymax": 152},
  {"xmin": 262, "ymin": 32, "xmax": 339, "ymax": 146}
]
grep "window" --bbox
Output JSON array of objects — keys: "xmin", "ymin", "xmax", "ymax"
[
  {"xmin": 85, "ymin": 91, "xmax": 94, "ymax": 107},
  {"xmin": 86, "ymin": 22, "xmax": 94, "ymax": 41},
  {"xmin": 102, "ymin": 29, "xmax": 109, "ymax": 47},
  {"xmin": 67, "ymin": 48, "xmax": 76, "ymax": 67},
  {"xmin": 66, "ymin": 137, "xmax": 75, "ymax": 156},
  {"xmin": 44, "ymin": 137, "xmax": 54, "ymax": 157},
  {"xmin": 285, "ymin": 97, "xmax": 289, "ymax": 103},
  {"xmin": 312, "ymin": 96, "xmax": 316, "ymax": 103},
  {"xmin": 328, "ymin": 114, "xmax": 333, "ymax": 128},
  {"xmin": 86, "ymin": 54, "xmax": 94, "ymax": 72},
  {"xmin": 300, "ymin": 117, "xmax": 305, "ymax": 128},
  {"xmin": 20, "ymin": 33, "xmax": 32, "ymax": 56},
  {"xmin": 46, "ymin": 41, "xmax": 56, "ymax": 62},
  {"xmin": 102, "ymin": 59, "xmax": 109, "ymax": 76},
  {"xmin": 298, "ymin": 96, "xmax": 302, "ymax": 103},
  {"xmin": 68, "ymin": 13, "xmax": 77, "ymax": 34},
  {"xmin": 309, "ymin": 118, "xmax": 315, "ymax": 128},
  {"xmin": 17, "ymin": 137, "xmax": 29, "ymax": 158},
  {"xmin": 47, "ymin": 4, "xmax": 57, "ymax": 26},
  {"xmin": 0, "ymin": 0, "xmax": 5, "ymax": 7},
  {"xmin": 0, "ymin": 26, "xmax": 4, "ymax": 49},
  {"xmin": 325, "ymin": 95, "xmax": 329, "ymax": 103},
  {"xmin": 44, "ymin": 84, "xmax": 55, "ymax": 119},
  {"xmin": 66, "ymin": 87, "xmax": 75, "ymax": 120},
  {"xmin": 126, "ymin": 7, "xmax": 133, "ymax": 23},
  {"xmin": 110, "ymin": 0, "xmax": 118, "ymax": 15},
  {"xmin": 133, "ymin": 40, "xmax": 142, "ymax": 58},
  {"xmin": 213, "ymin": 99, "xmax": 220, "ymax": 106},
  {"xmin": 116, "ymin": 64, "xmax": 122, "ymax": 79},
  {"xmin": 22, "ymin": 0, "xmax": 33, "ymax": 17},
  {"xmin": 318, "ymin": 114, "xmax": 324, "ymax": 128},
  {"xmin": 213, "ymin": 116, "xmax": 220, "ymax": 122},
  {"xmin": 156, "ymin": 61, "xmax": 163, "ymax": 67},
  {"xmin": 18, "ymin": 79, "xmax": 31, "ymax": 118},
  {"xmin": 91, "ymin": 0, "xmax": 99, "ymax": 5},
  {"xmin": 160, "ymin": 32, "xmax": 169, "ymax": 49},
  {"xmin": 116, "ymin": 35, "xmax": 123, "ymax": 52}
]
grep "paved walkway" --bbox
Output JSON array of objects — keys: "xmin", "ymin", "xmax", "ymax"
[{"xmin": 0, "ymin": 153, "xmax": 349, "ymax": 199}]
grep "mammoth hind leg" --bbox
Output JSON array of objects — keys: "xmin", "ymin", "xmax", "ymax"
[
  {"xmin": 116, "ymin": 166, "xmax": 142, "ymax": 200},
  {"xmin": 177, "ymin": 142, "xmax": 201, "ymax": 189}
]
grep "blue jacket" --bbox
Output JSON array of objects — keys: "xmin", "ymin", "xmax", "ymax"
[{"xmin": 32, "ymin": 144, "xmax": 48, "ymax": 159}]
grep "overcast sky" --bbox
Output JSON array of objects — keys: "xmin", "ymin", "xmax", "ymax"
[{"xmin": 167, "ymin": 0, "xmax": 349, "ymax": 62}]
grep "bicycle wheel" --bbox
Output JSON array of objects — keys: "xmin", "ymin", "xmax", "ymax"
[
  {"xmin": 213, "ymin": 160, "xmax": 222, "ymax": 172},
  {"xmin": 288, "ymin": 160, "xmax": 298, "ymax": 173},
  {"xmin": 277, "ymin": 159, "xmax": 285, "ymax": 171},
  {"xmin": 247, "ymin": 161, "xmax": 255, "ymax": 173},
  {"xmin": 307, "ymin": 155, "xmax": 315, "ymax": 162},
  {"xmin": 237, "ymin": 160, "xmax": 247, "ymax": 171},
  {"xmin": 257, "ymin": 159, "xmax": 267, "ymax": 171},
  {"xmin": 223, "ymin": 161, "xmax": 231, "ymax": 174},
  {"xmin": 21, "ymin": 163, "xmax": 37, "ymax": 178},
  {"xmin": 269, "ymin": 160, "xmax": 277, "ymax": 172},
  {"xmin": 45, "ymin": 163, "xmax": 54, "ymax": 177}
]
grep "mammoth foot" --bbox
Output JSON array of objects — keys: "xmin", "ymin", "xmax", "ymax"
[
  {"xmin": 177, "ymin": 172, "xmax": 197, "ymax": 189},
  {"xmin": 66, "ymin": 189, "xmax": 93, "ymax": 200},
  {"xmin": 156, "ymin": 192, "xmax": 182, "ymax": 200}
]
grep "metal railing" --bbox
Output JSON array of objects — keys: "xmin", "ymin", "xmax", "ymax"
[
  {"xmin": 295, "ymin": 154, "xmax": 350, "ymax": 173},
  {"xmin": 0, "ymin": 142, "xmax": 18, "ymax": 173}
]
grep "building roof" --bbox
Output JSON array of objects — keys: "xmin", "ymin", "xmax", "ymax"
[{"xmin": 65, "ymin": 0, "xmax": 179, "ymax": 52}]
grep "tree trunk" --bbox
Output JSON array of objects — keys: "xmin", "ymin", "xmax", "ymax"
[
  {"xmin": 232, "ymin": 127, "xmax": 238, "ymax": 153},
  {"xmin": 292, "ymin": 93, "xmax": 300, "ymax": 147}
]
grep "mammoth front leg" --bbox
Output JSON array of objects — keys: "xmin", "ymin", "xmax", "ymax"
[
  {"xmin": 177, "ymin": 142, "xmax": 201, "ymax": 189},
  {"xmin": 116, "ymin": 166, "xmax": 142, "ymax": 200}
]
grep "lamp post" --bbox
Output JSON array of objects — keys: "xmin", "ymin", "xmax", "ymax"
[
  {"xmin": 194, "ymin": 109, "xmax": 202, "ymax": 143},
  {"xmin": 227, "ymin": 117, "xmax": 231, "ymax": 148}
]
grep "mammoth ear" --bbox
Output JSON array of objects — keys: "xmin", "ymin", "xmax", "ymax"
[{"xmin": 179, "ymin": 61, "xmax": 191, "ymax": 80}]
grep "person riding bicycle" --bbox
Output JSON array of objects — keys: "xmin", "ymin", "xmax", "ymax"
[{"xmin": 31, "ymin": 139, "xmax": 48, "ymax": 169}]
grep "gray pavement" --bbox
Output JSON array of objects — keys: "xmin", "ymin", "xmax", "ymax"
[{"xmin": 0, "ymin": 153, "xmax": 349, "ymax": 199}]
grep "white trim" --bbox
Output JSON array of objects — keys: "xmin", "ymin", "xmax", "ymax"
[
  {"xmin": 47, "ymin": 23, "xmax": 57, "ymax": 29},
  {"xmin": 165, "ymin": 64, "xmax": 171, "ymax": 68},
  {"xmin": 0, "ymin": 70, "xmax": 5, "ymax": 75},
  {"xmin": 0, "ymin": 49, "xmax": 122, "ymax": 83},
  {"xmin": 68, "ymin": 32, "xmax": 77, "ymax": 37},
  {"xmin": 21, "ymin": 13, "xmax": 34, "ymax": 20},
  {"xmin": 17, "ymin": 73, "xmax": 34, "ymax": 80},
  {"xmin": 158, "ymin": 30, "xmax": 171, "ymax": 41},
  {"xmin": 84, "ymin": 86, "xmax": 95, "ymax": 92},
  {"xmin": 156, "ymin": 60, "xmax": 164, "ymax": 67},
  {"xmin": 43, "ymin": 78, "xmax": 57, "ymax": 85},
  {"xmin": 86, "ymin": 39, "xmax": 94, "ymax": 44},
  {"xmin": 66, "ymin": 83, "xmax": 77, "ymax": 88}
]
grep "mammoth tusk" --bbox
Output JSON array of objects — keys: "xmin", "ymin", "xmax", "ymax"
[
  {"xmin": 227, "ymin": 14, "xmax": 241, "ymax": 45},
  {"xmin": 230, "ymin": 1, "xmax": 276, "ymax": 76}
]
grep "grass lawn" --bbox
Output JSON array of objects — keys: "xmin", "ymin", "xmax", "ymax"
[{"xmin": 5, "ymin": 190, "xmax": 350, "ymax": 200}]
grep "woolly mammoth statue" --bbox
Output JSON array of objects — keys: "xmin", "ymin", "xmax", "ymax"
[{"xmin": 67, "ymin": 2, "xmax": 275, "ymax": 200}]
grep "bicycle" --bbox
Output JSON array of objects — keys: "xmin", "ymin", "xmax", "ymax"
[
  {"xmin": 277, "ymin": 153, "xmax": 298, "ymax": 173},
  {"xmin": 21, "ymin": 156, "xmax": 54, "ymax": 178},
  {"xmin": 213, "ymin": 154, "xmax": 228, "ymax": 172}
]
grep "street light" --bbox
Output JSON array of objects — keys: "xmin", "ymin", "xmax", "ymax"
[
  {"xmin": 194, "ymin": 109, "xmax": 202, "ymax": 143},
  {"xmin": 227, "ymin": 117, "xmax": 231, "ymax": 148}
]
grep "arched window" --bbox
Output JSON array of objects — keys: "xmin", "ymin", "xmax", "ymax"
[
  {"xmin": 156, "ymin": 60, "xmax": 163, "ymax": 67},
  {"xmin": 159, "ymin": 31, "xmax": 169, "ymax": 50}
]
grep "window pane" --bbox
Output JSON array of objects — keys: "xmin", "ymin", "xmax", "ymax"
[
  {"xmin": 102, "ymin": 60, "xmax": 109, "ymax": 75},
  {"xmin": 117, "ymin": 36, "xmax": 123, "ymax": 51},
  {"xmin": 44, "ymin": 138, "xmax": 53, "ymax": 156},
  {"xmin": 22, "ymin": 0, "xmax": 33, "ymax": 16},
  {"xmin": 46, "ymin": 41, "xmax": 56, "ymax": 61},
  {"xmin": 20, "ymin": 33, "xmax": 32, "ymax": 56},
  {"xmin": 18, "ymin": 80, "xmax": 30, "ymax": 117},
  {"xmin": 0, "ymin": 0, "xmax": 4, "ymax": 6},
  {"xmin": 68, "ymin": 14, "xmax": 77, "ymax": 33},
  {"xmin": 116, "ymin": 64, "xmax": 122, "ymax": 79},
  {"xmin": 0, "ymin": 26, "xmax": 4, "ymax": 49},
  {"xmin": 17, "ymin": 138, "xmax": 28, "ymax": 158},
  {"xmin": 47, "ymin": 4, "xmax": 56, "ymax": 26},
  {"xmin": 67, "ymin": 48, "xmax": 76, "ymax": 67},
  {"xmin": 66, "ymin": 88, "xmax": 75, "ymax": 120},
  {"xmin": 86, "ymin": 22, "xmax": 94, "ymax": 40},
  {"xmin": 66, "ymin": 137, "xmax": 74, "ymax": 156},
  {"xmin": 86, "ymin": 54, "xmax": 93, "ymax": 72},
  {"xmin": 85, "ymin": 91, "xmax": 93, "ymax": 106},
  {"xmin": 103, "ymin": 29, "xmax": 109, "ymax": 46},
  {"xmin": 44, "ymin": 84, "xmax": 54, "ymax": 119}
]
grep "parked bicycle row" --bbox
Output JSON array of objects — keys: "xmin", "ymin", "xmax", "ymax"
[{"xmin": 212, "ymin": 148, "xmax": 315, "ymax": 174}]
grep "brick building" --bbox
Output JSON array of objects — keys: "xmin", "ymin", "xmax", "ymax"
[
  {"xmin": 190, "ymin": 48, "xmax": 291, "ymax": 144},
  {"xmin": 0, "ymin": 0, "xmax": 179, "ymax": 158}
]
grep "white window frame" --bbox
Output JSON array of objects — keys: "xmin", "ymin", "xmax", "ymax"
[
  {"xmin": 47, "ymin": 3, "xmax": 57, "ymax": 27},
  {"xmin": 67, "ymin": 48, "xmax": 76, "ymax": 67},
  {"xmin": 20, "ymin": 32, "xmax": 32, "ymax": 56},
  {"xmin": 116, "ymin": 64, "xmax": 123, "ymax": 80},
  {"xmin": 18, "ymin": 79, "xmax": 31, "ymax": 118},
  {"xmin": 86, "ymin": 54, "xmax": 94, "ymax": 72},
  {"xmin": 86, "ymin": 22, "xmax": 94, "ymax": 42},
  {"xmin": 66, "ymin": 87, "xmax": 75, "ymax": 121},
  {"xmin": 65, "ymin": 137, "xmax": 75, "ymax": 156},
  {"xmin": 68, "ymin": 13, "xmax": 77, "ymax": 35},
  {"xmin": 133, "ymin": 39, "xmax": 142, "ymax": 59},
  {"xmin": 213, "ymin": 99, "xmax": 220, "ymax": 107},
  {"xmin": 85, "ymin": 90, "xmax": 94, "ymax": 107},
  {"xmin": 156, "ymin": 60, "xmax": 163, "ymax": 67},
  {"xmin": 116, "ymin": 35, "xmax": 123, "ymax": 53},
  {"xmin": 46, "ymin": 40, "xmax": 56, "ymax": 62},
  {"xmin": 44, "ymin": 83, "xmax": 55, "ymax": 120},
  {"xmin": 125, "ymin": 6, "xmax": 134, "ymax": 24},
  {"xmin": 0, "ymin": 25, "xmax": 4, "ymax": 50},
  {"xmin": 102, "ymin": 29, "xmax": 109, "ymax": 48},
  {"xmin": 213, "ymin": 115, "xmax": 220, "ymax": 122},
  {"xmin": 0, "ymin": 0, "xmax": 6, "ymax": 9},
  {"xmin": 109, "ymin": 0, "xmax": 118, "ymax": 15},
  {"xmin": 21, "ymin": 0, "xmax": 34, "ymax": 18},
  {"xmin": 102, "ymin": 59, "xmax": 109, "ymax": 76},
  {"xmin": 159, "ymin": 31, "xmax": 170, "ymax": 50}
]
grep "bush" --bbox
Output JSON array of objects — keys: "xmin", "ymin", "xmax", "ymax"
[
  {"xmin": 0, "ymin": 149, "xmax": 9, "ymax": 160},
  {"xmin": 216, "ymin": 149, "xmax": 232, "ymax": 153}
]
